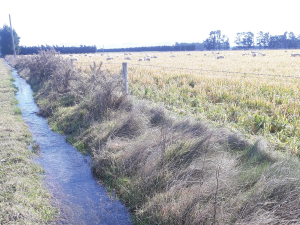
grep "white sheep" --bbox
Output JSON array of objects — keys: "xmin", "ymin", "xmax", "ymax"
[
  {"xmin": 170, "ymin": 55, "xmax": 175, "ymax": 57},
  {"xmin": 124, "ymin": 57, "xmax": 131, "ymax": 60},
  {"xmin": 204, "ymin": 53, "xmax": 207, "ymax": 56},
  {"xmin": 187, "ymin": 53, "xmax": 191, "ymax": 56},
  {"xmin": 70, "ymin": 58, "xmax": 78, "ymax": 61},
  {"xmin": 261, "ymin": 53, "xmax": 266, "ymax": 56},
  {"xmin": 291, "ymin": 53, "xmax": 300, "ymax": 57},
  {"xmin": 106, "ymin": 57, "xmax": 114, "ymax": 60},
  {"xmin": 252, "ymin": 53, "xmax": 257, "ymax": 57},
  {"xmin": 151, "ymin": 55, "xmax": 158, "ymax": 58},
  {"xmin": 144, "ymin": 57, "xmax": 151, "ymax": 61},
  {"xmin": 138, "ymin": 58, "xmax": 144, "ymax": 61},
  {"xmin": 216, "ymin": 55, "xmax": 224, "ymax": 59},
  {"xmin": 124, "ymin": 53, "xmax": 128, "ymax": 55}
]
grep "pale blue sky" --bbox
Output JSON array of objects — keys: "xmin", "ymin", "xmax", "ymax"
[{"xmin": 1, "ymin": 0, "xmax": 300, "ymax": 48}]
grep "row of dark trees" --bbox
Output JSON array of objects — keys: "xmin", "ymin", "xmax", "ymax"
[
  {"xmin": 96, "ymin": 45, "xmax": 196, "ymax": 53},
  {"xmin": 19, "ymin": 45, "xmax": 97, "ymax": 55},
  {"xmin": 204, "ymin": 30, "xmax": 230, "ymax": 50},
  {"xmin": 175, "ymin": 42, "xmax": 205, "ymax": 50},
  {"xmin": 234, "ymin": 31, "xmax": 300, "ymax": 49},
  {"xmin": 3, "ymin": 24, "xmax": 300, "ymax": 57}
]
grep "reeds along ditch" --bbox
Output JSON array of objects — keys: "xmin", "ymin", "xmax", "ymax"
[{"xmin": 6, "ymin": 50, "xmax": 300, "ymax": 224}]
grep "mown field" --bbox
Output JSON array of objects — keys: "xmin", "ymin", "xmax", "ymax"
[{"xmin": 67, "ymin": 50, "xmax": 300, "ymax": 154}]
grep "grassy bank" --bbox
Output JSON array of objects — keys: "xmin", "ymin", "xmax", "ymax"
[
  {"xmin": 8, "ymin": 51, "xmax": 300, "ymax": 224},
  {"xmin": 0, "ymin": 59, "xmax": 56, "ymax": 224}
]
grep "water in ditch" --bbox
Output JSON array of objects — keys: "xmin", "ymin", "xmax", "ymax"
[{"xmin": 11, "ymin": 66, "xmax": 132, "ymax": 224}]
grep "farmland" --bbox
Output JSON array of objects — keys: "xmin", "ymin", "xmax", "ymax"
[
  {"xmin": 10, "ymin": 50, "xmax": 300, "ymax": 224},
  {"xmin": 69, "ymin": 50, "xmax": 300, "ymax": 154}
]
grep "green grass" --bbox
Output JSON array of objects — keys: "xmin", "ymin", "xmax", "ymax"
[{"xmin": 0, "ymin": 59, "xmax": 56, "ymax": 224}]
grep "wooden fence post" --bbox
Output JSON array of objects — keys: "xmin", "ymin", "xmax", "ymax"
[{"xmin": 122, "ymin": 62, "xmax": 128, "ymax": 94}]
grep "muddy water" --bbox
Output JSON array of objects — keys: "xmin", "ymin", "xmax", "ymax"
[{"xmin": 11, "ymin": 67, "xmax": 131, "ymax": 225}]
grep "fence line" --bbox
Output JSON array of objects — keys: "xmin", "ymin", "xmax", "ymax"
[
  {"xmin": 98, "ymin": 62, "xmax": 300, "ymax": 79},
  {"xmin": 74, "ymin": 61, "xmax": 300, "ymax": 82}
]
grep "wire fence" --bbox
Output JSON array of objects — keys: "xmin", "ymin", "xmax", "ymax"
[{"xmin": 71, "ymin": 58, "xmax": 300, "ymax": 151}]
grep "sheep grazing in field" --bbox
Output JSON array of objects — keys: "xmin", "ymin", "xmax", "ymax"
[
  {"xmin": 144, "ymin": 57, "xmax": 151, "ymax": 61},
  {"xmin": 187, "ymin": 53, "xmax": 191, "ymax": 56},
  {"xmin": 138, "ymin": 58, "xmax": 144, "ymax": 61},
  {"xmin": 170, "ymin": 55, "xmax": 176, "ymax": 57},
  {"xmin": 129, "ymin": 53, "xmax": 132, "ymax": 55},
  {"xmin": 106, "ymin": 57, "xmax": 114, "ymax": 60},
  {"xmin": 261, "ymin": 53, "xmax": 266, "ymax": 56},
  {"xmin": 69, "ymin": 54, "xmax": 73, "ymax": 57},
  {"xmin": 151, "ymin": 55, "xmax": 158, "ymax": 58},
  {"xmin": 216, "ymin": 55, "xmax": 224, "ymax": 59},
  {"xmin": 252, "ymin": 53, "xmax": 257, "ymax": 57},
  {"xmin": 204, "ymin": 53, "xmax": 207, "ymax": 56},
  {"xmin": 84, "ymin": 54, "xmax": 87, "ymax": 56},
  {"xmin": 291, "ymin": 53, "xmax": 300, "ymax": 57},
  {"xmin": 70, "ymin": 58, "xmax": 78, "ymax": 62},
  {"xmin": 124, "ymin": 53, "xmax": 128, "ymax": 55},
  {"xmin": 285, "ymin": 50, "xmax": 288, "ymax": 52},
  {"xmin": 124, "ymin": 57, "xmax": 131, "ymax": 60}
]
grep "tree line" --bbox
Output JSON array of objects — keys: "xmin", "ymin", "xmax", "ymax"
[
  {"xmin": 2, "ymin": 24, "xmax": 300, "ymax": 57},
  {"xmin": 204, "ymin": 30, "xmax": 230, "ymax": 50},
  {"xmin": 234, "ymin": 31, "xmax": 300, "ymax": 49},
  {"xmin": 19, "ymin": 45, "xmax": 97, "ymax": 55},
  {"xmin": 96, "ymin": 45, "xmax": 196, "ymax": 53}
]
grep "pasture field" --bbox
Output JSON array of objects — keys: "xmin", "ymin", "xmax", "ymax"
[
  {"xmin": 68, "ymin": 50, "xmax": 300, "ymax": 153},
  {"xmin": 11, "ymin": 50, "xmax": 300, "ymax": 224}
]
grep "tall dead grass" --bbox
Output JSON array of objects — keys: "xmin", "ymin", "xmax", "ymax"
[{"xmin": 7, "ymin": 50, "xmax": 300, "ymax": 224}]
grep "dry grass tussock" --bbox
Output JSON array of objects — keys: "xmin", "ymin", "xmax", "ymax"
[
  {"xmin": 0, "ymin": 59, "xmax": 56, "ymax": 224},
  {"xmin": 7, "ymin": 50, "xmax": 300, "ymax": 224}
]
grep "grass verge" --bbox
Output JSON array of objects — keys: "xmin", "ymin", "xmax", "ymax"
[{"xmin": 0, "ymin": 59, "xmax": 56, "ymax": 224}]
